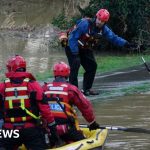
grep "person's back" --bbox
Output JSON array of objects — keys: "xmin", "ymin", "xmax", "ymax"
[
  {"xmin": 43, "ymin": 61, "xmax": 99, "ymax": 143},
  {"xmin": 0, "ymin": 55, "xmax": 59, "ymax": 150}
]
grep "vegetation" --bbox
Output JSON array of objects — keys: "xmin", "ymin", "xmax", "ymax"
[
  {"xmin": 52, "ymin": 10, "xmax": 80, "ymax": 30},
  {"xmin": 35, "ymin": 54, "xmax": 150, "ymax": 81},
  {"xmin": 52, "ymin": 0, "xmax": 150, "ymax": 52}
]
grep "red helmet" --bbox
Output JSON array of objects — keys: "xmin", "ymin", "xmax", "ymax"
[
  {"xmin": 6, "ymin": 55, "xmax": 26, "ymax": 72},
  {"xmin": 96, "ymin": 9, "xmax": 110, "ymax": 22},
  {"xmin": 53, "ymin": 62, "xmax": 70, "ymax": 77}
]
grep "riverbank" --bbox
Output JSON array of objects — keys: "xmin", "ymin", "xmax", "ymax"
[
  {"xmin": 82, "ymin": 63, "xmax": 150, "ymax": 100},
  {"xmin": 36, "ymin": 54, "xmax": 150, "ymax": 80},
  {"xmin": 35, "ymin": 54, "xmax": 150, "ymax": 100}
]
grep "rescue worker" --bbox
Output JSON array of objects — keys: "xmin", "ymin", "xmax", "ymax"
[
  {"xmin": 0, "ymin": 55, "xmax": 59, "ymax": 150},
  {"xmin": 42, "ymin": 61, "xmax": 99, "ymax": 143},
  {"xmin": 59, "ymin": 9, "xmax": 137, "ymax": 96}
]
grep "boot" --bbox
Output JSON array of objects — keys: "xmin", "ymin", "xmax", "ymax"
[{"xmin": 83, "ymin": 89, "xmax": 99, "ymax": 96}]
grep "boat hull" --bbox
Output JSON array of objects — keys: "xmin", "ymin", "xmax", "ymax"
[
  {"xmin": 50, "ymin": 128, "xmax": 108, "ymax": 150},
  {"xmin": 19, "ymin": 128, "xmax": 108, "ymax": 150}
]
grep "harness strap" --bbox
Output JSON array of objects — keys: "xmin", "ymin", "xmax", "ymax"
[
  {"xmin": 8, "ymin": 99, "xmax": 15, "ymax": 122},
  {"xmin": 20, "ymin": 99, "xmax": 40, "ymax": 120}
]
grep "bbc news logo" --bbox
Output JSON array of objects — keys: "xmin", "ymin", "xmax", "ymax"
[{"xmin": 0, "ymin": 129, "xmax": 19, "ymax": 138}]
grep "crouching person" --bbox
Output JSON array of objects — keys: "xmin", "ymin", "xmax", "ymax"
[
  {"xmin": 0, "ymin": 55, "xmax": 59, "ymax": 150},
  {"xmin": 42, "ymin": 61, "xmax": 99, "ymax": 143}
]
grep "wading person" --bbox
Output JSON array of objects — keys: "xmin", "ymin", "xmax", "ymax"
[
  {"xmin": 0, "ymin": 55, "xmax": 59, "ymax": 150},
  {"xmin": 59, "ymin": 9, "xmax": 137, "ymax": 96},
  {"xmin": 42, "ymin": 61, "xmax": 99, "ymax": 143}
]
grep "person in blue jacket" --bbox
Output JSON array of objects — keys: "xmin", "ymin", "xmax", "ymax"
[{"xmin": 62, "ymin": 9, "xmax": 136, "ymax": 96}]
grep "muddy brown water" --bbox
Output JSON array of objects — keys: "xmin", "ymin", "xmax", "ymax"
[
  {"xmin": 78, "ymin": 94, "xmax": 150, "ymax": 150},
  {"xmin": 0, "ymin": 29, "xmax": 67, "ymax": 78}
]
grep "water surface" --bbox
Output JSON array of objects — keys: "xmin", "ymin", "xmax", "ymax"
[{"xmin": 78, "ymin": 95, "xmax": 150, "ymax": 150}]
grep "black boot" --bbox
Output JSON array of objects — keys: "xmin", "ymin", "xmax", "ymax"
[{"xmin": 83, "ymin": 89, "xmax": 99, "ymax": 96}]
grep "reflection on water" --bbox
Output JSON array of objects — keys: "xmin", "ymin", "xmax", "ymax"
[
  {"xmin": 78, "ymin": 94, "xmax": 150, "ymax": 150},
  {"xmin": 0, "ymin": 24, "xmax": 67, "ymax": 80}
]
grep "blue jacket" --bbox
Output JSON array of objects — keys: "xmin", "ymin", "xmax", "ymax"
[{"xmin": 68, "ymin": 18, "xmax": 128, "ymax": 54}]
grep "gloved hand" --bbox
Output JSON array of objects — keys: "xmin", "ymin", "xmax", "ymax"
[
  {"xmin": 61, "ymin": 40, "xmax": 68, "ymax": 47},
  {"xmin": 67, "ymin": 116, "xmax": 75, "ymax": 125},
  {"xmin": 48, "ymin": 122, "xmax": 60, "ymax": 147},
  {"xmin": 124, "ymin": 42, "xmax": 138, "ymax": 50},
  {"xmin": 89, "ymin": 121, "xmax": 100, "ymax": 131},
  {"xmin": 59, "ymin": 32, "xmax": 68, "ymax": 47}
]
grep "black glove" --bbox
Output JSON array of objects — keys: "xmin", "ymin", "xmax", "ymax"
[
  {"xmin": 124, "ymin": 42, "xmax": 138, "ymax": 50},
  {"xmin": 48, "ymin": 122, "xmax": 60, "ymax": 147},
  {"xmin": 61, "ymin": 40, "xmax": 68, "ymax": 47},
  {"xmin": 67, "ymin": 116, "xmax": 75, "ymax": 126},
  {"xmin": 89, "ymin": 121, "xmax": 99, "ymax": 131}
]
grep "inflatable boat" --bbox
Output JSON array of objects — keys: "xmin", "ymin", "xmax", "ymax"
[
  {"xmin": 20, "ymin": 127, "xmax": 108, "ymax": 150},
  {"xmin": 50, "ymin": 127, "xmax": 108, "ymax": 150}
]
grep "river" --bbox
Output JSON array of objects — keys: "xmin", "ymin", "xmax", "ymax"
[
  {"xmin": 0, "ymin": 1, "xmax": 150, "ymax": 150},
  {"xmin": 78, "ymin": 94, "xmax": 150, "ymax": 150}
]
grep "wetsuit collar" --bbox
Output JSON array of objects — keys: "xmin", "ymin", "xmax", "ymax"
[{"xmin": 54, "ymin": 77, "xmax": 67, "ymax": 82}]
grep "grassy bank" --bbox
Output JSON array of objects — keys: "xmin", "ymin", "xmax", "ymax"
[{"xmin": 36, "ymin": 54, "xmax": 150, "ymax": 81}]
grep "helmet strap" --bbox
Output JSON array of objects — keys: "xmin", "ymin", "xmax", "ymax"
[{"xmin": 16, "ymin": 68, "xmax": 26, "ymax": 72}]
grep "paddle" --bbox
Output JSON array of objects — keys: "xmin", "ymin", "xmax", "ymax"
[
  {"xmin": 79, "ymin": 124, "xmax": 150, "ymax": 134},
  {"xmin": 54, "ymin": 96, "xmax": 150, "ymax": 134},
  {"xmin": 141, "ymin": 56, "xmax": 150, "ymax": 72}
]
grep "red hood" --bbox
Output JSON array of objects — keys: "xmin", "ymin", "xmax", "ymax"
[{"xmin": 5, "ymin": 72, "xmax": 36, "ymax": 81}]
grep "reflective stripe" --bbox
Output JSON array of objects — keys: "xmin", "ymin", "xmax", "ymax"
[
  {"xmin": 5, "ymin": 78, "xmax": 29, "ymax": 83},
  {"xmin": 60, "ymin": 84, "xmax": 68, "ymax": 87},
  {"xmin": 5, "ymin": 96, "xmax": 29, "ymax": 100},
  {"xmin": 5, "ymin": 78, "xmax": 11, "ymax": 83},
  {"xmin": 24, "ymin": 78, "xmax": 29, "ymax": 82},
  {"xmin": 22, "ymin": 117, "xmax": 26, "ymax": 121},
  {"xmin": 5, "ymin": 87, "xmax": 28, "ymax": 92},
  {"xmin": 44, "ymin": 91, "xmax": 68, "ymax": 95},
  {"xmin": 8, "ymin": 100, "xmax": 15, "ymax": 122},
  {"xmin": 8, "ymin": 100, "xmax": 13, "ymax": 109},
  {"xmin": 49, "ymin": 87, "xmax": 64, "ymax": 91},
  {"xmin": 47, "ymin": 84, "xmax": 53, "ymax": 86},
  {"xmin": 21, "ymin": 99, "xmax": 26, "ymax": 121},
  {"xmin": 10, "ymin": 118, "xmax": 15, "ymax": 122}
]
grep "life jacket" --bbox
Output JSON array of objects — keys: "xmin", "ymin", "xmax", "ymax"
[
  {"xmin": 4, "ymin": 78, "xmax": 39, "ymax": 123},
  {"xmin": 44, "ymin": 82, "xmax": 78, "ymax": 125},
  {"xmin": 66, "ymin": 18, "xmax": 102, "ymax": 49}
]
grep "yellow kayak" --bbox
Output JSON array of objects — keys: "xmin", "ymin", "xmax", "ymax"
[
  {"xmin": 20, "ymin": 128, "xmax": 108, "ymax": 150},
  {"xmin": 51, "ymin": 128, "xmax": 108, "ymax": 150}
]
